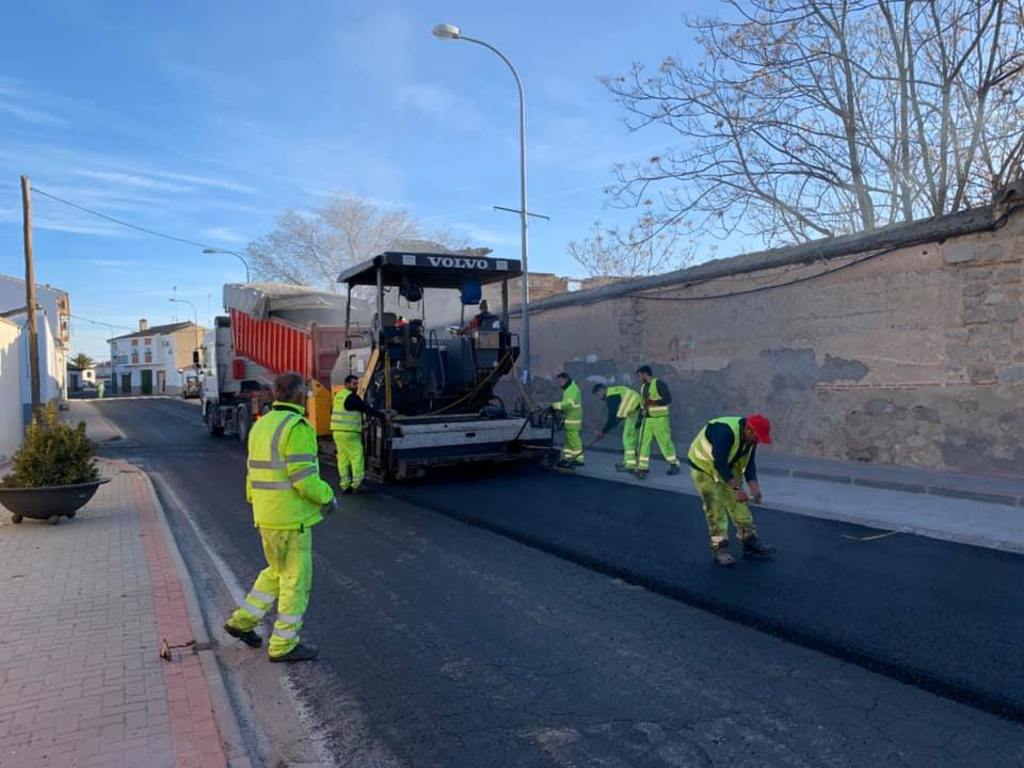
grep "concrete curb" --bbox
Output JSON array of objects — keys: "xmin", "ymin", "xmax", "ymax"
[
  {"xmin": 116, "ymin": 459, "xmax": 254, "ymax": 768},
  {"xmin": 587, "ymin": 444, "xmax": 1024, "ymax": 508}
]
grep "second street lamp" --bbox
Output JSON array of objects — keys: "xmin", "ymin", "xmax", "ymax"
[
  {"xmin": 203, "ymin": 247, "xmax": 251, "ymax": 282},
  {"xmin": 432, "ymin": 22, "xmax": 532, "ymax": 386}
]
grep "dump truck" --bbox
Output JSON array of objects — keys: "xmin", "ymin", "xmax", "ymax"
[
  {"xmin": 335, "ymin": 246, "xmax": 556, "ymax": 480},
  {"xmin": 198, "ymin": 284, "xmax": 354, "ymax": 442}
]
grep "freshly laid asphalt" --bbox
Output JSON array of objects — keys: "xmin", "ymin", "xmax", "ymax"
[
  {"xmin": 386, "ymin": 464, "xmax": 1024, "ymax": 719},
  {"xmin": 91, "ymin": 398, "xmax": 1024, "ymax": 766}
]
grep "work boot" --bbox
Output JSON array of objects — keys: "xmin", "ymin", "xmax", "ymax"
[
  {"xmin": 635, "ymin": 469, "xmax": 649, "ymax": 480},
  {"xmin": 615, "ymin": 463, "xmax": 633, "ymax": 473},
  {"xmin": 340, "ymin": 487, "xmax": 352, "ymax": 495},
  {"xmin": 742, "ymin": 536, "xmax": 776, "ymax": 559},
  {"xmin": 712, "ymin": 542, "xmax": 736, "ymax": 567},
  {"xmin": 667, "ymin": 464, "xmax": 681, "ymax": 476},
  {"xmin": 223, "ymin": 622, "xmax": 262, "ymax": 649},
  {"xmin": 351, "ymin": 484, "xmax": 367, "ymax": 495},
  {"xmin": 269, "ymin": 643, "xmax": 319, "ymax": 663}
]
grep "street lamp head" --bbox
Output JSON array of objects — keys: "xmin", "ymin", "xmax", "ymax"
[
  {"xmin": 432, "ymin": 23, "xmax": 460, "ymax": 40},
  {"xmin": 202, "ymin": 248, "xmax": 218, "ymax": 254}
]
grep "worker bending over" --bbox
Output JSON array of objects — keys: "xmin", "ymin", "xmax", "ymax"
[
  {"xmin": 331, "ymin": 374, "xmax": 386, "ymax": 494},
  {"xmin": 592, "ymin": 383, "xmax": 643, "ymax": 472},
  {"xmin": 225, "ymin": 372, "xmax": 336, "ymax": 662},
  {"xmin": 636, "ymin": 365, "xmax": 681, "ymax": 478},
  {"xmin": 687, "ymin": 414, "xmax": 775, "ymax": 566},
  {"xmin": 551, "ymin": 372, "xmax": 583, "ymax": 467}
]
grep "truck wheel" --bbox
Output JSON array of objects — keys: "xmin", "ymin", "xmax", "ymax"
[
  {"xmin": 206, "ymin": 406, "xmax": 224, "ymax": 437},
  {"xmin": 237, "ymin": 405, "xmax": 252, "ymax": 445}
]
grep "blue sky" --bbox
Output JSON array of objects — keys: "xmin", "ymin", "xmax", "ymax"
[{"xmin": 0, "ymin": 1, "xmax": 707, "ymax": 359}]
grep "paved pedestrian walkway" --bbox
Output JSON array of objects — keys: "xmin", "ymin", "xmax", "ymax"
[
  {"xmin": 574, "ymin": 448, "xmax": 1024, "ymax": 554},
  {"xmin": 0, "ymin": 460, "xmax": 244, "ymax": 768}
]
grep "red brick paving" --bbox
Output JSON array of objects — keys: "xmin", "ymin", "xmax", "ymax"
[{"xmin": 0, "ymin": 460, "xmax": 229, "ymax": 767}]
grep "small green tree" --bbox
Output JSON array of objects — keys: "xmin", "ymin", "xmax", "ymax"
[
  {"xmin": 71, "ymin": 352, "xmax": 95, "ymax": 369},
  {"xmin": 1, "ymin": 403, "xmax": 99, "ymax": 488}
]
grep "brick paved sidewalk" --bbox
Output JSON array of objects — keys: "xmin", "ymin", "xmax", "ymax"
[{"xmin": 0, "ymin": 460, "xmax": 235, "ymax": 767}]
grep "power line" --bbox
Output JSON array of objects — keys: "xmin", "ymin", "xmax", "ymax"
[
  {"xmin": 626, "ymin": 210, "xmax": 1012, "ymax": 303},
  {"xmin": 33, "ymin": 187, "xmax": 222, "ymax": 251},
  {"xmin": 70, "ymin": 314, "xmax": 135, "ymax": 332}
]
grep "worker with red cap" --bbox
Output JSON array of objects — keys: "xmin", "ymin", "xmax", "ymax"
[{"xmin": 686, "ymin": 414, "xmax": 775, "ymax": 566}]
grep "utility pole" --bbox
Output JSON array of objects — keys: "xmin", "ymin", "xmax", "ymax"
[{"xmin": 21, "ymin": 176, "xmax": 41, "ymax": 417}]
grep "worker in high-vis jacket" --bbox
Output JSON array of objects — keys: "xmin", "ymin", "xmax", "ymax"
[
  {"xmin": 224, "ymin": 372, "xmax": 337, "ymax": 662},
  {"xmin": 592, "ymin": 383, "xmax": 643, "ymax": 472},
  {"xmin": 552, "ymin": 372, "xmax": 584, "ymax": 467},
  {"xmin": 636, "ymin": 365, "xmax": 681, "ymax": 479},
  {"xmin": 687, "ymin": 414, "xmax": 775, "ymax": 567},
  {"xmin": 330, "ymin": 374, "xmax": 386, "ymax": 494}
]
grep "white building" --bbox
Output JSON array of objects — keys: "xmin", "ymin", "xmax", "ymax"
[
  {"xmin": 67, "ymin": 361, "xmax": 97, "ymax": 393},
  {"xmin": 0, "ymin": 317, "xmax": 23, "ymax": 462},
  {"xmin": 0, "ymin": 275, "xmax": 71, "ymax": 425},
  {"xmin": 109, "ymin": 319, "xmax": 204, "ymax": 395}
]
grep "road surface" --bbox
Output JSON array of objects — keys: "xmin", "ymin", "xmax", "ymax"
[{"xmin": 94, "ymin": 398, "xmax": 1024, "ymax": 767}]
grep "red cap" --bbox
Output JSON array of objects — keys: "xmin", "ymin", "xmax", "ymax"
[{"xmin": 745, "ymin": 413, "xmax": 772, "ymax": 444}]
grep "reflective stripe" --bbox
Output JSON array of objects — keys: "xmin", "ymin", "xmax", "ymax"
[
  {"xmin": 564, "ymin": 420, "xmax": 582, "ymax": 427},
  {"xmin": 277, "ymin": 613, "xmax": 303, "ymax": 624},
  {"xmin": 249, "ymin": 589, "xmax": 275, "ymax": 603},
  {"xmin": 239, "ymin": 602, "xmax": 264, "ymax": 619},
  {"xmin": 285, "ymin": 453, "xmax": 316, "ymax": 463},
  {"xmin": 251, "ymin": 480, "xmax": 293, "ymax": 490},
  {"xmin": 269, "ymin": 415, "xmax": 297, "ymax": 464},
  {"xmin": 272, "ymin": 627, "xmax": 298, "ymax": 639},
  {"xmin": 288, "ymin": 466, "xmax": 317, "ymax": 483},
  {"xmin": 332, "ymin": 391, "xmax": 363, "ymax": 432},
  {"xmin": 249, "ymin": 459, "xmax": 285, "ymax": 470}
]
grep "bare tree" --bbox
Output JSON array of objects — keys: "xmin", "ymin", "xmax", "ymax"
[
  {"xmin": 246, "ymin": 195, "xmax": 467, "ymax": 290},
  {"xmin": 567, "ymin": 203, "xmax": 694, "ymax": 277},
  {"xmin": 602, "ymin": 0, "xmax": 1024, "ymax": 247}
]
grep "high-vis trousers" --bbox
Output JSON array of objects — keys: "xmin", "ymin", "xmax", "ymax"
[
  {"xmin": 638, "ymin": 416, "xmax": 679, "ymax": 470},
  {"xmin": 690, "ymin": 469, "xmax": 757, "ymax": 548},
  {"xmin": 333, "ymin": 431, "xmax": 365, "ymax": 490},
  {"xmin": 227, "ymin": 528, "xmax": 313, "ymax": 658},
  {"xmin": 621, "ymin": 416, "xmax": 639, "ymax": 470},
  {"xmin": 562, "ymin": 428, "xmax": 584, "ymax": 464}
]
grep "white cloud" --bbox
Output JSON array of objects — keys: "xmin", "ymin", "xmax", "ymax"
[
  {"xmin": 452, "ymin": 221, "xmax": 518, "ymax": 247},
  {"xmin": 394, "ymin": 84, "xmax": 483, "ymax": 131},
  {"xmin": 0, "ymin": 101, "xmax": 66, "ymax": 126},
  {"xmin": 202, "ymin": 226, "xmax": 247, "ymax": 244},
  {"xmin": 72, "ymin": 258, "xmax": 137, "ymax": 268},
  {"xmin": 74, "ymin": 170, "xmax": 191, "ymax": 193},
  {"xmin": 149, "ymin": 170, "xmax": 255, "ymax": 194}
]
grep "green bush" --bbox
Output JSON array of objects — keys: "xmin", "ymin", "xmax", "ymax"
[{"xmin": 1, "ymin": 403, "xmax": 99, "ymax": 488}]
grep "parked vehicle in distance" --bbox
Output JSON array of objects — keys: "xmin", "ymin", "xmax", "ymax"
[{"xmin": 180, "ymin": 372, "xmax": 202, "ymax": 399}]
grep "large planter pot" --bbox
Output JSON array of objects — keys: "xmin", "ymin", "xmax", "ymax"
[{"xmin": 0, "ymin": 479, "xmax": 110, "ymax": 525}]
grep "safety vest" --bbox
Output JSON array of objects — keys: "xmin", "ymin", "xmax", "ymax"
[
  {"xmin": 607, "ymin": 385, "xmax": 641, "ymax": 419},
  {"xmin": 330, "ymin": 389, "xmax": 362, "ymax": 433},
  {"xmin": 687, "ymin": 417, "xmax": 750, "ymax": 483},
  {"xmin": 247, "ymin": 403, "xmax": 327, "ymax": 531},
  {"xmin": 552, "ymin": 380, "xmax": 583, "ymax": 429},
  {"xmin": 642, "ymin": 378, "xmax": 669, "ymax": 418}
]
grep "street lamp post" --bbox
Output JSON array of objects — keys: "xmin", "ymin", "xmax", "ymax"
[
  {"xmin": 202, "ymin": 248, "xmax": 251, "ymax": 282},
  {"xmin": 169, "ymin": 298, "xmax": 198, "ymax": 327},
  {"xmin": 432, "ymin": 22, "xmax": 532, "ymax": 386}
]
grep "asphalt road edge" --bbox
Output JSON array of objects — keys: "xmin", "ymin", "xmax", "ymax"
[
  {"xmin": 136, "ymin": 465, "xmax": 255, "ymax": 768},
  {"xmin": 577, "ymin": 464, "xmax": 1024, "ymax": 554},
  {"xmin": 389, "ymin": 487, "xmax": 1024, "ymax": 725}
]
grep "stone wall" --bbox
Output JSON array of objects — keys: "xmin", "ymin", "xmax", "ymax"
[
  {"xmin": 484, "ymin": 273, "xmax": 569, "ymax": 308},
  {"xmin": 507, "ymin": 196, "xmax": 1024, "ymax": 477}
]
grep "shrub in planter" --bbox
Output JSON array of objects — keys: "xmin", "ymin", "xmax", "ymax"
[{"xmin": 2, "ymin": 403, "xmax": 99, "ymax": 489}]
